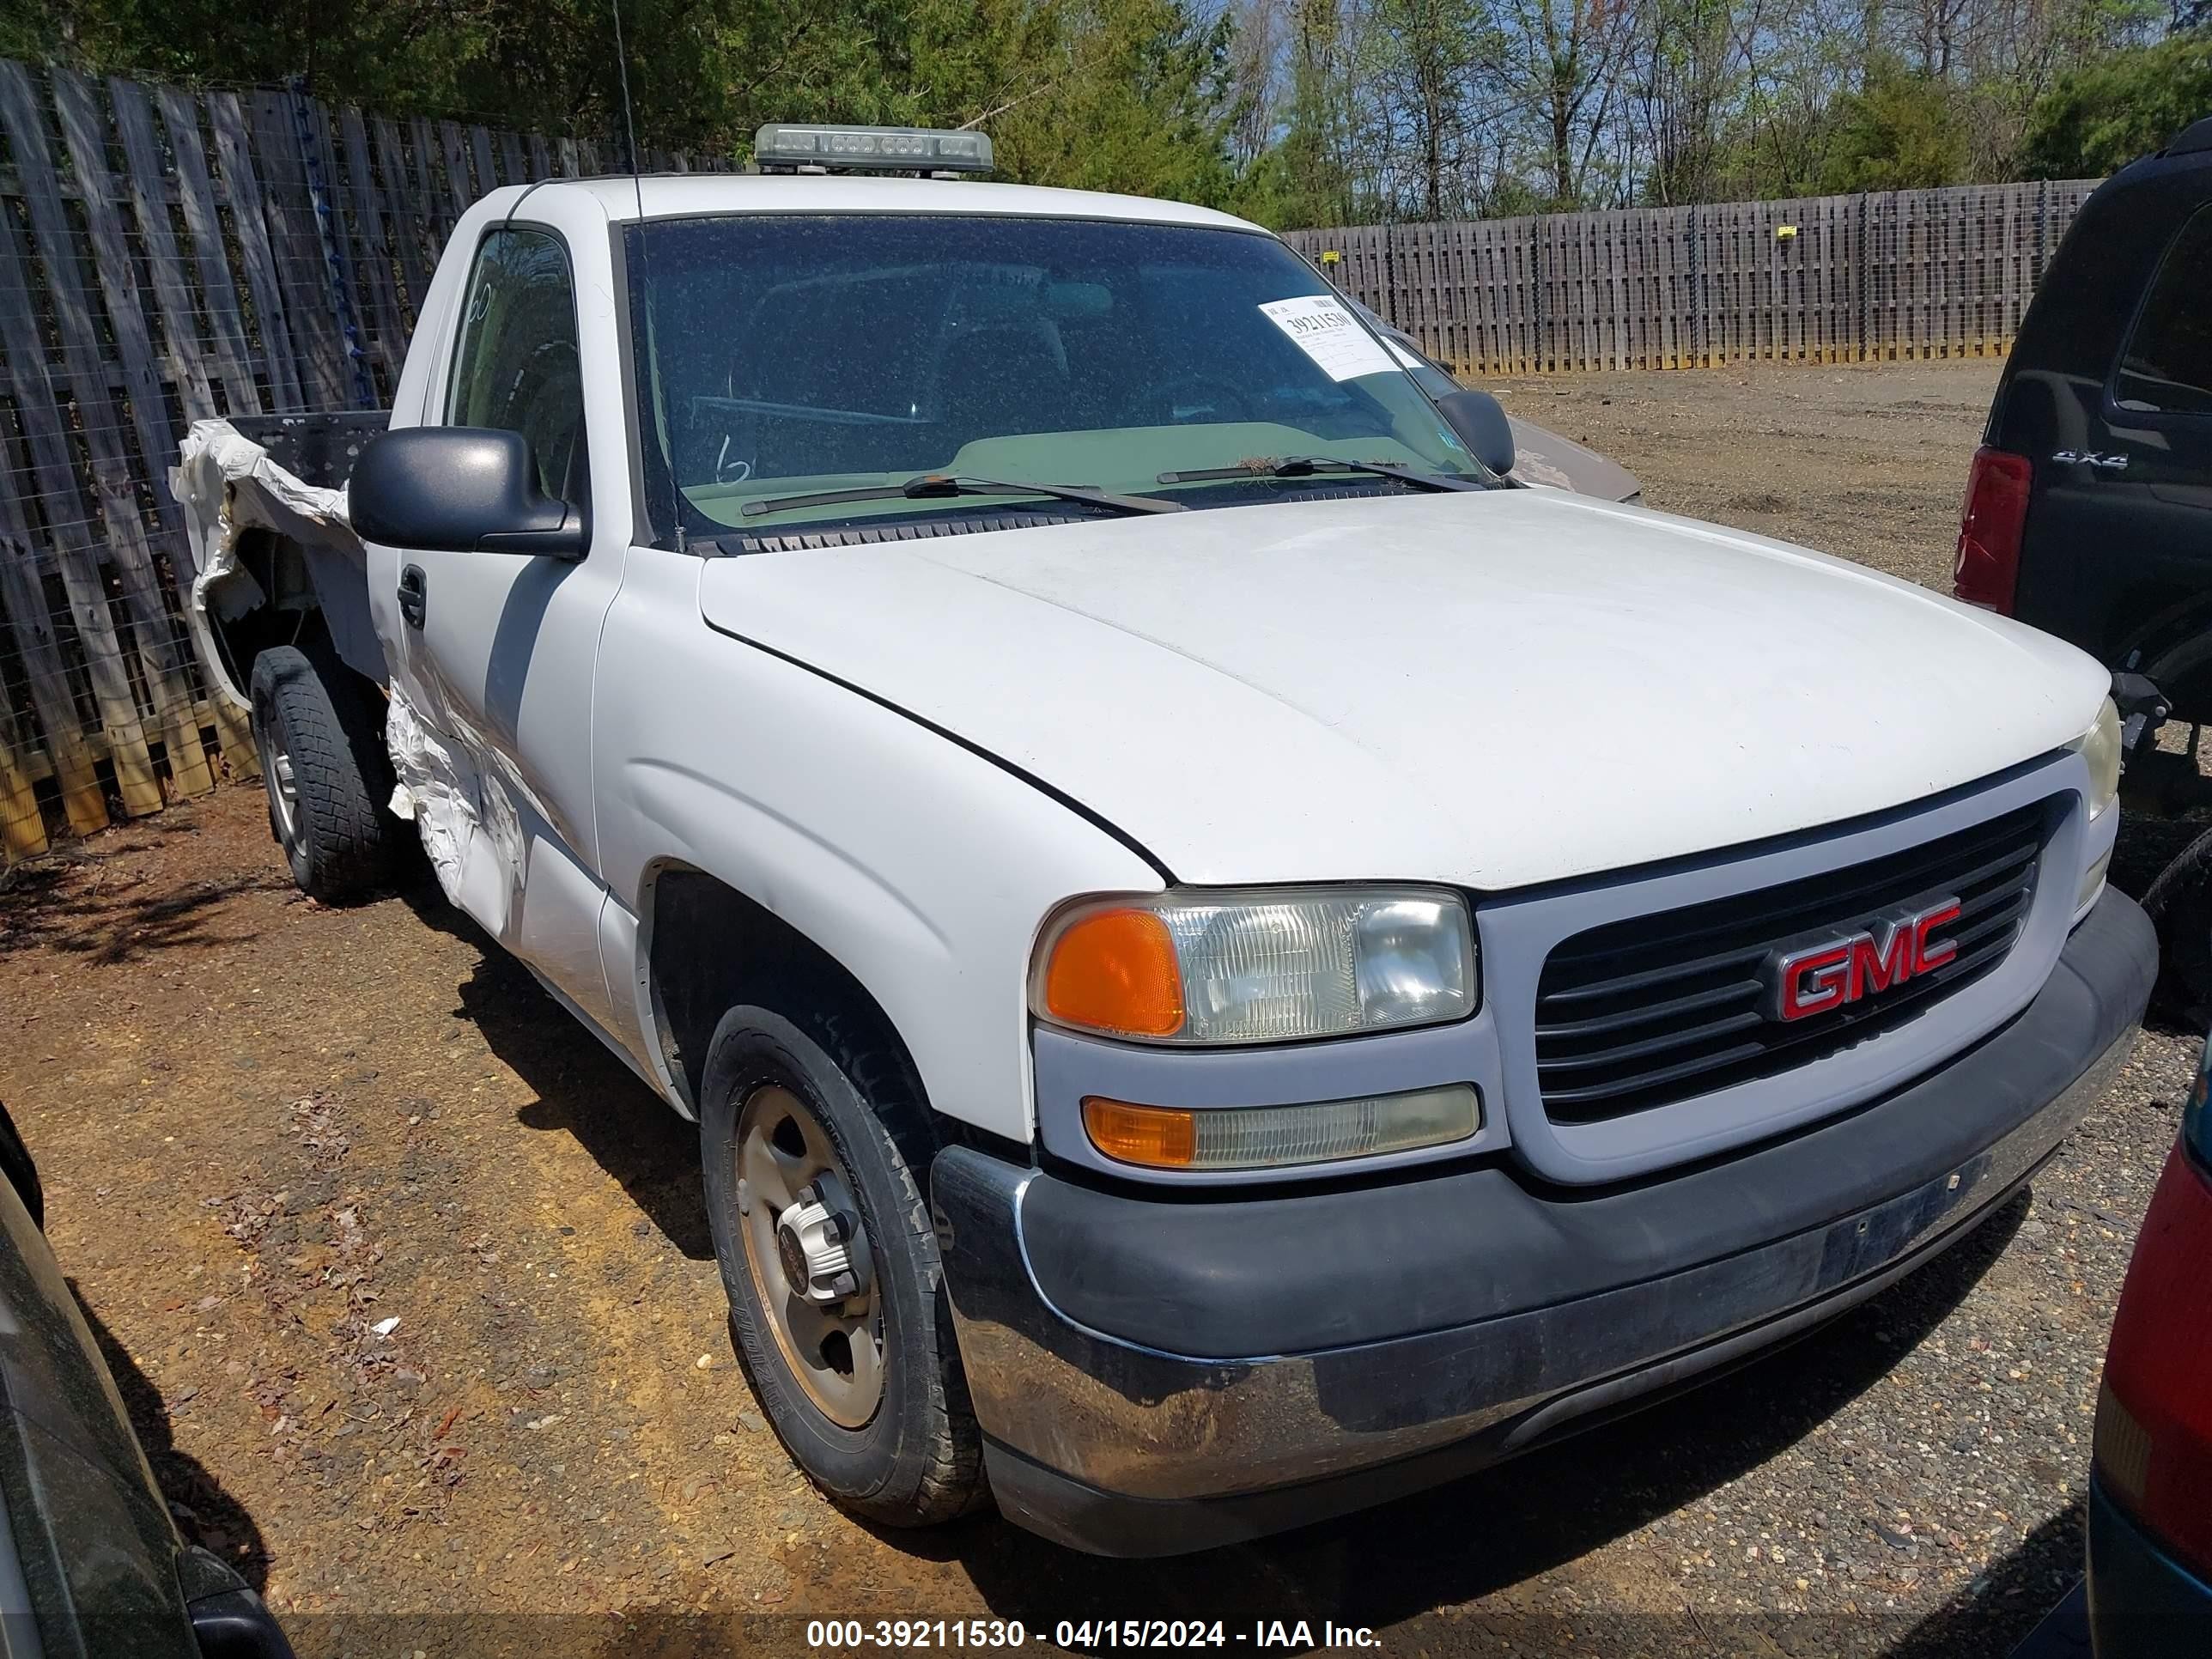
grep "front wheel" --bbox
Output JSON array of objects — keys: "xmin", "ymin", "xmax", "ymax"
[
  {"xmin": 700, "ymin": 1005, "xmax": 985, "ymax": 1527},
  {"xmin": 2143, "ymin": 820, "xmax": 2212, "ymax": 1021}
]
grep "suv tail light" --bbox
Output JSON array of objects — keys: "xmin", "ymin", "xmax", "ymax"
[
  {"xmin": 1953, "ymin": 447, "xmax": 2033, "ymax": 612},
  {"xmin": 2093, "ymin": 1121, "xmax": 2212, "ymax": 1581}
]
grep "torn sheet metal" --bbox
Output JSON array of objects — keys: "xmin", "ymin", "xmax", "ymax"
[
  {"xmin": 169, "ymin": 418, "xmax": 494, "ymax": 914},
  {"xmin": 384, "ymin": 683, "xmax": 524, "ymax": 928},
  {"xmin": 167, "ymin": 418, "xmax": 358, "ymax": 708}
]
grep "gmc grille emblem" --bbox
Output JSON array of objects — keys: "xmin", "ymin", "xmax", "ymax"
[{"xmin": 1759, "ymin": 896, "xmax": 1962, "ymax": 1023}]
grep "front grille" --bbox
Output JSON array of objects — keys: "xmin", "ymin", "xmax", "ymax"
[{"xmin": 1533, "ymin": 798, "xmax": 2054, "ymax": 1123}]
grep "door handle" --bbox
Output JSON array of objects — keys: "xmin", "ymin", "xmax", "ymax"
[{"xmin": 397, "ymin": 564, "xmax": 426, "ymax": 630}]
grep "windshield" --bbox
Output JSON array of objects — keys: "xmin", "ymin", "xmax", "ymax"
[{"xmin": 623, "ymin": 214, "xmax": 1494, "ymax": 543}]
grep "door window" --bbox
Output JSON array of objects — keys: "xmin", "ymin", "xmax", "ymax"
[
  {"xmin": 2116, "ymin": 206, "xmax": 2212, "ymax": 418},
  {"xmin": 446, "ymin": 227, "xmax": 589, "ymax": 504}
]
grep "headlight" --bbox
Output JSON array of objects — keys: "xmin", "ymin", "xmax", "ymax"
[
  {"xmin": 2069, "ymin": 696, "xmax": 2122, "ymax": 821},
  {"xmin": 1034, "ymin": 886, "xmax": 1476, "ymax": 1044}
]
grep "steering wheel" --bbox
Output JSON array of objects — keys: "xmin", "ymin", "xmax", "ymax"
[{"xmin": 1146, "ymin": 374, "xmax": 1255, "ymax": 424}]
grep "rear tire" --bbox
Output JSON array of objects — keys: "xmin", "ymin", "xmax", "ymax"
[
  {"xmin": 700, "ymin": 1003, "xmax": 986, "ymax": 1528},
  {"xmin": 248, "ymin": 644, "xmax": 397, "ymax": 902}
]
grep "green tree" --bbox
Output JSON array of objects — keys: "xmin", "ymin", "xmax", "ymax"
[
  {"xmin": 1636, "ymin": 0, "xmax": 1736, "ymax": 204},
  {"xmin": 9, "ymin": 0, "xmax": 1242, "ymax": 196},
  {"xmin": 1817, "ymin": 59, "xmax": 1972, "ymax": 191},
  {"xmin": 962, "ymin": 0, "xmax": 1238, "ymax": 201},
  {"xmin": 2021, "ymin": 30, "xmax": 2212, "ymax": 176},
  {"xmin": 1370, "ymin": 0, "xmax": 1486, "ymax": 219},
  {"xmin": 1257, "ymin": 0, "xmax": 1363, "ymax": 228}
]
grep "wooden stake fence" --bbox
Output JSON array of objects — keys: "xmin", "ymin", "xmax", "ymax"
[
  {"xmin": 0, "ymin": 58, "xmax": 725, "ymax": 866},
  {"xmin": 1284, "ymin": 179, "xmax": 2103, "ymax": 376}
]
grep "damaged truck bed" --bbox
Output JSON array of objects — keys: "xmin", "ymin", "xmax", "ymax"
[{"xmin": 171, "ymin": 414, "xmax": 532, "ymax": 928}]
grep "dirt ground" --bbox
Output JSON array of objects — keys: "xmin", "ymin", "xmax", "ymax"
[
  {"xmin": 1, "ymin": 360, "xmax": 2196, "ymax": 1659},
  {"xmin": 1491, "ymin": 358, "xmax": 1996, "ymax": 591}
]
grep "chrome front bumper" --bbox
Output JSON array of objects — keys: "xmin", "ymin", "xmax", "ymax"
[{"xmin": 931, "ymin": 889, "xmax": 2156, "ymax": 1556}]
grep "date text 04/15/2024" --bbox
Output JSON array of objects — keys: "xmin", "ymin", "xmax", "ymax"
[
  {"xmin": 1055, "ymin": 1625, "xmax": 1378, "ymax": 1650},
  {"xmin": 805, "ymin": 1621, "xmax": 1382, "ymax": 1650}
]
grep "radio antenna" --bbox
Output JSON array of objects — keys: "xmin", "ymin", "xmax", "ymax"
[
  {"xmin": 609, "ymin": 0, "xmax": 687, "ymax": 550},
  {"xmin": 611, "ymin": 0, "xmax": 647, "ymax": 209}
]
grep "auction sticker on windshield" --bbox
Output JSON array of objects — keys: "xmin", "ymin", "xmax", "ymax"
[{"xmin": 1258, "ymin": 295, "xmax": 1398, "ymax": 381}]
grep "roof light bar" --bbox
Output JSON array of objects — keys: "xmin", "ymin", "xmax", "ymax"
[{"xmin": 753, "ymin": 124, "xmax": 993, "ymax": 173}]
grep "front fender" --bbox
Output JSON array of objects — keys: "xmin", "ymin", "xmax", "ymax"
[{"xmin": 590, "ymin": 547, "xmax": 1165, "ymax": 1145}]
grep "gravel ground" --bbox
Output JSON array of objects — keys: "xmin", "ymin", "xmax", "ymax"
[{"xmin": 0, "ymin": 359, "xmax": 2196, "ymax": 1659}]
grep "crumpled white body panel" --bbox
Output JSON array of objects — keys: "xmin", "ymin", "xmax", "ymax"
[
  {"xmin": 170, "ymin": 418, "xmax": 501, "ymax": 917},
  {"xmin": 382, "ymin": 683, "xmax": 526, "ymax": 930},
  {"xmin": 167, "ymin": 419, "xmax": 353, "ymax": 708}
]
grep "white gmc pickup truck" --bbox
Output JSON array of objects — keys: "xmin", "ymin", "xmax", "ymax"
[{"xmin": 169, "ymin": 125, "xmax": 2156, "ymax": 1557}]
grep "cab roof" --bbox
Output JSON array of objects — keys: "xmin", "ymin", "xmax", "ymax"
[{"xmin": 501, "ymin": 173, "xmax": 1265, "ymax": 233}]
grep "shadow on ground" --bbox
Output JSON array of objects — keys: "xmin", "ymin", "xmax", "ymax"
[
  {"xmin": 76, "ymin": 1291, "xmax": 274, "ymax": 1591},
  {"xmin": 0, "ymin": 813, "xmax": 290, "ymax": 965},
  {"xmin": 398, "ymin": 878, "xmax": 714, "ymax": 1261},
  {"xmin": 1887, "ymin": 1504, "xmax": 2087, "ymax": 1659}
]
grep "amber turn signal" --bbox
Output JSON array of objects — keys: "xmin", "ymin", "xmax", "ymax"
[
  {"xmin": 1082, "ymin": 1086, "xmax": 1481, "ymax": 1172},
  {"xmin": 1041, "ymin": 907, "xmax": 1185, "ymax": 1038},
  {"xmin": 1080, "ymin": 1098, "xmax": 1199, "ymax": 1169}
]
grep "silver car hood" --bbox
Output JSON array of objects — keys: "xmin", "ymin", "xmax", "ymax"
[{"xmin": 1507, "ymin": 416, "xmax": 1642, "ymax": 501}]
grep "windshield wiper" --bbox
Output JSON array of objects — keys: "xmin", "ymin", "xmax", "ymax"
[
  {"xmin": 1154, "ymin": 456, "xmax": 1483, "ymax": 492},
  {"xmin": 739, "ymin": 472, "xmax": 1183, "ymax": 520}
]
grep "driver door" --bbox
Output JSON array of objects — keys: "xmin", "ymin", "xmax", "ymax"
[{"xmin": 377, "ymin": 223, "xmax": 624, "ymax": 1030}]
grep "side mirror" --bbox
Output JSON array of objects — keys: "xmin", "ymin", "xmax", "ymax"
[
  {"xmin": 1433, "ymin": 389, "xmax": 1518, "ymax": 478},
  {"xmin": 350, "ymin": 427, "xmax": 588, "ymax": 557}
]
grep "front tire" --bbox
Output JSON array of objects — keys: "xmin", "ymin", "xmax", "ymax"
[
  {"xmin": 2142, "ymin": 820, "xmax": 2212, "ymax": 1021},
  {"xmin": 248, "ymin": 644, "xmax": 397, "ymax": 901},
  {"xmin": 700, "ymin": 1004, "xmax": 985, "ymax": 1527}
]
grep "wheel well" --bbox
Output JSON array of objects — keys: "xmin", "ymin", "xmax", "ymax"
[
  {"xmin": 207, "ymin": 529, "xmax": 325, "ymax": 700},
  {"xmin": 643, "ymin": 867, "xmax": 926, "ymax": 1119},
  {"xmin": 2121, "ymin": 602, "xmax": 2212, "ymax": 724}
]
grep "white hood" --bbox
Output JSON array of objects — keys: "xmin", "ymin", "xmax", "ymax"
[{"xmin": 697, "ymin": 489, "xmax": 2108, "ymax": 891}]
